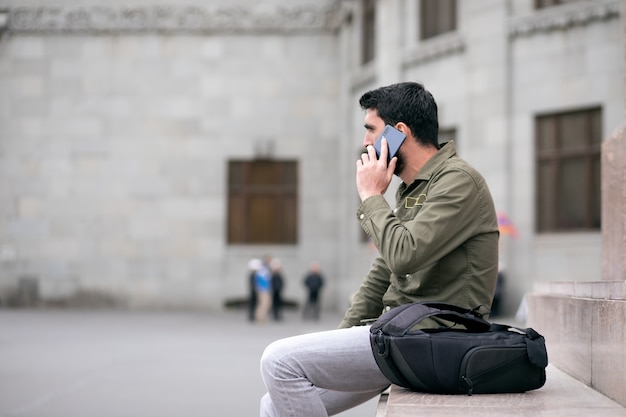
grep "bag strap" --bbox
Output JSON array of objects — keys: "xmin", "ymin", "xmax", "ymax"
[
  {"xmin": 375, "ymin": 302, "xmax": 491, "ymax": 336},
  {"xmin": 490, "ymin": 323, "xmax": 549, "ymax": 368},
  {"xmin": 420, "ymin": 301, "xmax": 489, "ymax": 318}
]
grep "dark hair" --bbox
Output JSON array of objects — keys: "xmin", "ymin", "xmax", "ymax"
[{"xmin": 359, "ymin": 82, "xmax": 439, "ymax": 148}]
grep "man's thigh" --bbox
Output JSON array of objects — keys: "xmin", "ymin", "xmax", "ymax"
[{"xmin": 264, "ymin": 325, "xmax": 390, "ymax": 392}]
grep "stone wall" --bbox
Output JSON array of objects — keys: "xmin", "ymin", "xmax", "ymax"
[
  {"xmin": 0, "ymin": 1, "xmax": 344, "ymax": 309},
  {"xmin": 527, "ymin": 281, "xmax": 626, "ymax": 406},
  {"xmin": 0, "ymin": 0, "xmax": 623, "ymax": 314}
]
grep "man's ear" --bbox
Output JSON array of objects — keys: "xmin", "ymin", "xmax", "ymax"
[{"xmin": 394, "ymin": 122, "xmax": 410, "ymax": 137}]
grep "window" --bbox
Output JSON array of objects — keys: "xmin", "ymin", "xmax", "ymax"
[
  {"xmin": 227, "ymin": 160, "xmax": 298, "ymax": 244},
  {"xmin": 535, "ymin": 108, "xmax": 602, "ymax": 232},
  {"xmin": 361, "ymin": 0, "xmax": 376, "ymax": 65},
  {"xmin": 535, "ymin": 0, "xmax": 581, "ymax": 9},
  {"xmin": 420, "ymin": 0, "xmax": 457, "ymax": 40}
]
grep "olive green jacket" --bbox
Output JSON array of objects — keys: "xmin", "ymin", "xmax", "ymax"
[{"xmin": 339, "ymin": 141, "xmax": 499, "ymax": 328}]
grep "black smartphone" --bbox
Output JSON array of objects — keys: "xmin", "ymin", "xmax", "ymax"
[{"xmin": 374, "ymin": 125, "xmax": 406, "ymax": 162}]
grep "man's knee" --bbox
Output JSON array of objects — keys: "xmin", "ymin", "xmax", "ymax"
[
  {"xmin": 259, "ymin": 392, "xmax": 276, "ymax": 417},
  {"xmin": 260, "ymin": 338, "xmax": 291, "ymax": 382}
]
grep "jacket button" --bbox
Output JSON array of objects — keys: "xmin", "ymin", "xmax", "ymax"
[
  {"xmin": 359, "ymin": 214, "xmax": 365, "ymax": 219},
  {"xmin": 385, "ymin": 306, "xmax": 391, "ymax": 312},
  {"xmin": 405, "ymin": 274, "xmax": 411, "ymax": 279}
]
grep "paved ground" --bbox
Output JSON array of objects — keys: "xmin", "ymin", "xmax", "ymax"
[
  {"xmin": 8, "ymin": 307, "xmax": 619, "ymax": 417},
  {"xmin": 0, "ymin": 308, "xmax": 379, "ymax": 417}
]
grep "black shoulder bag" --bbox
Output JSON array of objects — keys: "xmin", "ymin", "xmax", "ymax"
[{"xmin": 369, "ymin": 301, "xmax": 548, "ymax": 395}]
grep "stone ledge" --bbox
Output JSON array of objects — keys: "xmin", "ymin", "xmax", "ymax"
[
  {"xmin": 5, "ymin": 4, "xmax": 342, "ymax": 34},
  {"xmin": 527, "ymin": 289, "xmax": 626, "ymax": 407},
  {"xmin": 376, "ymin": 365, "xmax": 626, "ymax": 417},
  {"xmin": 532, "ymin": 280, "xmax": 626, "ymax": 300},
  {"xmin": 509, "ymin": 0, "xmax": 621, "ymax": 38}
]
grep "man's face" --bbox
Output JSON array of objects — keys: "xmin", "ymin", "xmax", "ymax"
[
  {"xmin": 362, "ymin": 108, "xmax": 386, "ymax": 148},
  {"xmin": 362, "ymin": 108, "xmax": 406, "ymax": 176}
]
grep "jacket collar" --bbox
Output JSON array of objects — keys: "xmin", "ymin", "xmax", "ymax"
[{"xmin": 412, "ymin": 140, "xmax": 457, "ymax": 183}]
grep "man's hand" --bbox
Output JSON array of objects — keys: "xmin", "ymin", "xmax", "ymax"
[{"xmin": 356, "ymin": 138, "xmax": 397, "ymax": 202}]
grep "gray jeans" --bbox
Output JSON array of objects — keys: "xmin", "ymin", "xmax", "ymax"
[{"xmin": 259, "ymin": 325, "xmax": 391, "ymax": 417}]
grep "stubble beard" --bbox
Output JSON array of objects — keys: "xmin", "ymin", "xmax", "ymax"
[{"xmin": 393, "ymin": 151, "xmax": 405, "ymax": 176}]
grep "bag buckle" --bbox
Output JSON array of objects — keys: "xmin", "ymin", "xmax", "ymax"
[
  {"xmin": 461, "ymin": 376, "xmax": 474, "ymax": 396},
  {"xmin": 374, "ymin": 330, "xmax": 389, "ymax": 358}
]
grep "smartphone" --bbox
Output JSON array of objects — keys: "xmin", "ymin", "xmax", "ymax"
[{"xmin": 374, "ymin": 124, "xmax": 406, "ymax": 162}]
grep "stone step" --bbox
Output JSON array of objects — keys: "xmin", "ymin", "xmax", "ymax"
[{"xmin": 376, "ymin": 364, "xmax": 626, "ymax": 417}]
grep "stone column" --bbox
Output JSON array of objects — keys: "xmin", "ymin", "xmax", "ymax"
[
  {"xmin": 601, "ymin": 0, "xmax": 626, "ymax": 282},
  {"xmin": 602, "ymin": 125, "xmax": 626, "ymax": 282},
  {"xmin": 526, "ymin": 0, "xmax": 626, "ymax": 407}
]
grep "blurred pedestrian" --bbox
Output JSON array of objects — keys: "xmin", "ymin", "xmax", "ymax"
[
  {"xmin": 247, "ymin": 258, "xmax": 261, "ymax": 322},
  {"xmin": 254, "ymin": 257, "xmax": 272, "ymax": 323},
  {"xmin": 302, "ymin": 262, "xmax": 324, "ymax": 320},
  {"xmin": 270, "ymin": 258, "xmax": 285, "ymax": 321}
]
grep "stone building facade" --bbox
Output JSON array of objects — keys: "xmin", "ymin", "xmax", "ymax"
[{"xmin": 0, "ymin": 0, "xmax": 623, "ymax": 313}]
